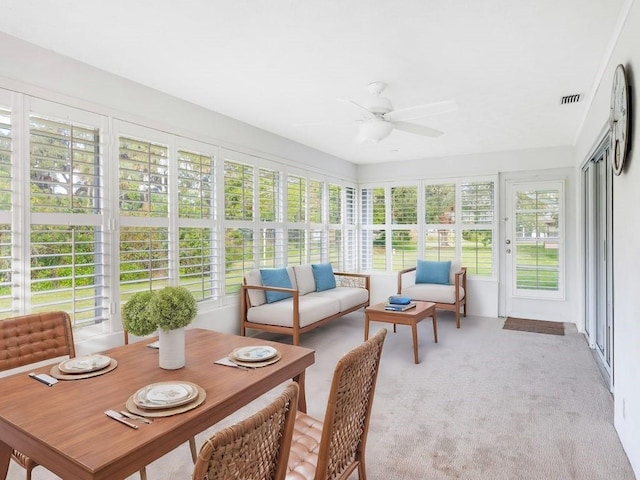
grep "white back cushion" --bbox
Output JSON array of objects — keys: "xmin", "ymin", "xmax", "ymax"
[
  {"xmin": 245, "ymin": 269, "xmax": 266, "ymax": 306},
  {"xmin": 293, "ymin": 265, "xmax": 316, "ymax": 295},
  {"xmin": 449, "ymin": 258, "xmax": 461, "ymax": 284}
]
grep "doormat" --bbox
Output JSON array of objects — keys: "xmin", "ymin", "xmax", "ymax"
[{"xmin": 503, "ymin": 317, "xmax": 565, "ymax": 336}]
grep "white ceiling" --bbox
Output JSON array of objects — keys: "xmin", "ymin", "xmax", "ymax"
[{"xmin": 0, "ymin": 0, "xmax": 628, "ymax": 164}]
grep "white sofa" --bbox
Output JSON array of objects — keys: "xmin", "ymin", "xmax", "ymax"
[
  {"xmin": 397, "ymin": 259, "xmax": 467, "ymax": 328},
  {"xmin": 240, "ymin": 264, "xmax": 370, "ymax": 345}
]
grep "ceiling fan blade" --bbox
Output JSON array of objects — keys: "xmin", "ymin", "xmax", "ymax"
[
  {"xmin": 384, "ymin": 100, "xmax": 457, "ymax": 122},
  {"xmin": 338, "ymin": 98, "xmax": 377, "ymax": 119},
  {"xmin": 393, "ymin": 121, "xmax": 443, "ymax": 138}
]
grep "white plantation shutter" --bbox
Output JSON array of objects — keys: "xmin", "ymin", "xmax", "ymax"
[
  {"xmin": 177, "ymin": 148, "xmax": 217, "ymax": 301},
  {"xmin": 119, "ymin": 135, "xmax": 170, "ymax": 299},
  {"xmin": 287, "ymin": 175, "xmax": 306, "ymax": 223},
  {"xmin": 391, "ymin": 186, "xmax": 418, "ymax": 270},
  {"xmin": 30, "ymin": 116, "xmax": 101, "ymax": 214},
  {"xmin": 461, "ymin": 181, "xmax": 494, "ymax": 276},
  {"xmin": 30, "ymin": 225, "xmax": 107, "ymax": 326},
  {"xmin": 224, "ymin": 159, "xmax": 255, "ymax": 292},
  {"xmin": 360, "ymin": 187, "xmax": 386, "ymax": 271},
  {"xmin": 0, "ymin": 107, "xmax": 11, "ymax": 314},
  {"xmin": 29, "ymin": 113, "xmax": 107, "ymax": 325},
  {"xmin": 424, "ymin": 183, "xmax": 456, "ymax": 261},
  {"xmin": 328, "ymin": 184, "xmax": 343, "ymax": 269},
  {"xmin": 119, "ymin": 136, "xmax": 168, "ymax": 217}
]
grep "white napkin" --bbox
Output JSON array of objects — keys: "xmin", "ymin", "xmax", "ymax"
[{"xmin": 214, "ymin": 357, "xmax": 249, "ymax": 369}]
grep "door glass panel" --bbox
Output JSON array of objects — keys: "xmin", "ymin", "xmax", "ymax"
[{"xmin": 513, "ymin": 184, "xmax": 562, "ymax": 297}]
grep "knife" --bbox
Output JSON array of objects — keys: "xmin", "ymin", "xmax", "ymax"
[
  {"xmin": 120, "ymin": 410, "xmax": 153, "ymax": 424},
  {"xmin": 105, "ymin": 410, "xmax": 138, "ymax": 429}
]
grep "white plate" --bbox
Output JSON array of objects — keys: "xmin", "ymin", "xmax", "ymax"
[
  {"xmin": 134, "ymin": 382, "xmax": 198, "ymax": 410},
  {"xmin": 230, "ymin": 346, "xmax": 278, "ymax": 363},
  {"xmin": 58, "ymin": 354, "xmax": 112, "ymax": 374}
]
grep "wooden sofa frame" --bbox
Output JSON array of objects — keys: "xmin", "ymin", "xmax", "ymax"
[{"xmin": 240, "ymin": 271, "xmax": 370, "ymax": 345}]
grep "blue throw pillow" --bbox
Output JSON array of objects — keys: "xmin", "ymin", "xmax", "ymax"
[
  {"xmin": 312, "ymin": 263, "xmax": 337, "ymax": 292},
  {"xmin": 260, "ymin": 268, "xmax": 293, "ymax": 303},
  {"xmin": 415, "ymin": 260, "xmax": 451, "ymax": 285}
]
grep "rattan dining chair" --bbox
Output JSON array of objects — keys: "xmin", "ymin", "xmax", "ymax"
[
  {"xmin": 286, "ymin": 328, "xmax": 387, "ymax": 480},
  {"xmin": 192, "ymin": 382, "xmax": 299, "ymax": 480},
  {"xmin": 0, "ymin": 312, "xmax": 76, "ymax": 480}
]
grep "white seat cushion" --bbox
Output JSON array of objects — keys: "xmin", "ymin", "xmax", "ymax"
[
  {"xmin": 402, "ymin": 283, "xmax": 464, "ymax": 304},
  {"xmin": 246, "ymin": 296, "xmax": 340, "ymax": 328},
  {"xmin": 308, "ymin": 287, "xmax": 369, "ymax": 311}
]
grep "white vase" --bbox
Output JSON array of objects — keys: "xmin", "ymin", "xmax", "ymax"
[{"xmin": 158, "ymin": 327, "xmax": 186, "ymax": 369}]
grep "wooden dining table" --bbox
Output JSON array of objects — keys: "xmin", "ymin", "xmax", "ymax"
[{"xmin": 0, "ymin": 328, "xmax": 315, "ymax": 480}]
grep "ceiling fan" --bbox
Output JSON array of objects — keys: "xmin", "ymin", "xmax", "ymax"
[{"xmin": 345, "ymin": 81, "xmax": 457, "ymax": 143}]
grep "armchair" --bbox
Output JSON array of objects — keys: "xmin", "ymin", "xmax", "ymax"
[{"xmin": 397, "ymin": 259, "xmax": 467, "ymax": 328}]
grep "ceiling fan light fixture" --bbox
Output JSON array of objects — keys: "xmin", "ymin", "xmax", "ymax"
[{"xmin": 360, "ymin": 119, "xmax": 394, "ymax": 142}]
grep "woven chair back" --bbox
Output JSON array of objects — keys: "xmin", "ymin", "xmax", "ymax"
[
  {"xmin": 193, "ymin": 382, "xmax": 299, "ymax": 480},
  {"xmin": 316, "ymin": 327, "xmax": 387, "ymax": 480}
]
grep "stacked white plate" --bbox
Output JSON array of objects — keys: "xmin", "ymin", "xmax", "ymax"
[
  {"xmin": 229, "ymin": 346, "xmax": 278, "ymax": 363},
  {"xmin": 58, "ymin": 354, "xmax": 112, "ymax": 374},
  {"xmin": 133, "ymin": 382, "xmax": 199, "ymax": 410}
]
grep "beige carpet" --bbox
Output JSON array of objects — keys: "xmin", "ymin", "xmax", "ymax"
[{"xmin": 8, "ymin": 312, "xmax": 635, "ymax": 479}]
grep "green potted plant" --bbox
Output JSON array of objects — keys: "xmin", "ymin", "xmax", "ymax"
[
  {"xmin": 121, "ymin": 290, "xmax": 157, "ymax": 337},
  {"xmin": 121, "ymin": 286, "xmax": 198, "ymax": 369}
]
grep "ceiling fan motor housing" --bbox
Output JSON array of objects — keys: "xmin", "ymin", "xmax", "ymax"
[{"xmin": 360, "ymin": 119, "xmax": 394, "ymax": 141}]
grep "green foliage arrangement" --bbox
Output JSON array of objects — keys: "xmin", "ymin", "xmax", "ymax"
[
  {"xmin": 150, "ymin": 286, "xmax": 198, "ymax": 332},
  {"xmin": 121, "ymin": 290, "xmax": 157, "ymax": 337},
  {"xmin": 121, "ymin": 287, "xmax": 197, "ymax": 336}
]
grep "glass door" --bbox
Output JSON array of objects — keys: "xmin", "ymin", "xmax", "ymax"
[{"xmin": 583, "ymin": 140, "xmax": 613, "ymax": 386}]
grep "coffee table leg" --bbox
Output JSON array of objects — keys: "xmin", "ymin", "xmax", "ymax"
[
  {"xmin": 411, "ymin": 321, "xmax": 419, "ymax": 364},
  {"xmin": 432, "ymin": 310, "xmax": 438, "ymax": 343}
]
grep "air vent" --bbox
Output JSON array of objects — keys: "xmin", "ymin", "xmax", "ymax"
[{"xmin": 561, "ymin": 94, "xmax": 581, "ymax": 105}]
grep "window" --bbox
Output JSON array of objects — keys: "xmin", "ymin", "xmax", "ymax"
[
  {"xmin": 424, "ymin": 183, "xmax": 455, "ymax": 261},
  {"xmin": 360, "ymin": 187, "xmax": 386, "ymax": 271},
  {"xmin": 258, "ymin": 168, "xmax": 284, "ymax": 267},
  {"xmin": 513, "ymin": 183, "xmax": 562, "ymax": 295},
  {"xmin": 461, "ymin": 181, "xmax": 493, "ymax": 276},
  {"xmin": 390, "ymin": 186, "xmax": 418, "ymax": 270},
  {"xmin": 177, "ymin": 149, "xmax": 216, "ymax": 301},
  {"xmin": 344, "ymin": 186, "xmax": 357, "ymax": 271},
  {"xmin": 224, "ymin": 159, "xmax": 255, "ymax": 293},
  {"xmin": 29, "ymin": 114, "xmax": 107, "ymax": 325},
  {"xmin": 328, "ymin": 184, "xmax": 343, "ymax": 268},
  {"xmin": 0, "ymin": 107, "xmax": 11, "ymax": 314},
  {"xmin": 362, "ymin": 178, "xmax": 496, "ymax": 276},
  {"xmin": 225, "ymin": 161, "xmax": 253, "ymax": 221},
  {"xmin": 119, "ymin": 136, "xmax": 169, "ymax": 300},
  {"xmin": 287, "ymin": 175, "xmax": 306, "ymax": 223}
]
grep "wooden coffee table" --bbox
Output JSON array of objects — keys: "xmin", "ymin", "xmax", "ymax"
[{"xmin": 364, "ymin": 301, "xmax": 437, "ymax": 364}]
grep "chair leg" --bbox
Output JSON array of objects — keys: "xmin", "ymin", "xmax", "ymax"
[
  {"xmin": 455, "ymin": 304, "xmax": 461, "ymax": 328},
  {"xmin": 358, "ymin": 459, "xmax": 367, "ymax": 480},
  {"xmin": 189, "ymin": 437, "xmax": 197, "ymax": 463},
  {"xmin": 139, "ymin": 466, "xmax": 147, "ymax": 480}
]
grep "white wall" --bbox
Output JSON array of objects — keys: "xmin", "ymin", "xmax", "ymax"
[
  {"xmin": 574, "ymin": 1, "xmax": 640, "ymax": 475},
  {"xmin": 0, "ymin": 32, "xmax": 355, "ymax": 180}
]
